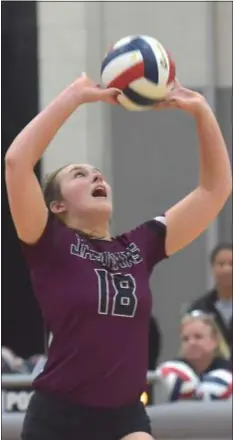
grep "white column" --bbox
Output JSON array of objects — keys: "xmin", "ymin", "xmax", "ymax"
[
  {"xmin": 37, "ymin": 2, "xmax": 88, "ymax": 177},
  {"xmin": 84, "ymin": 2, "xmax": 113, "ymax": 185},
  {"xmin": 215, "ymin": 1, "xmax": 232, "ymax": 88}
]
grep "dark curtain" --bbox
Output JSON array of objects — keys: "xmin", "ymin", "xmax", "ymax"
[{"xmin": 1, "ymin": 1, "xmax": 44, "ymax": 358}]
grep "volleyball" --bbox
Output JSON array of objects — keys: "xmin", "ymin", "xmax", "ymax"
[
  {"xmin": 195, "ymin": 369, "xmax": 233, "ymax": 401},
  {"xmin": 100, "ymin": 35, "xmax": 176, "ymax": 111},
  {"xmin": 155, "ymin": 361, "xmax": 199, "ymax": 402}
]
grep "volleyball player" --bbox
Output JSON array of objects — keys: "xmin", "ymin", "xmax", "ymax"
[{"xmin": 5, "ymin": 74, "xmax": 232, "ymax": 440}]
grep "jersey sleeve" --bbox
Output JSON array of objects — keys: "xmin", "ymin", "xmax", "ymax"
[
  {"xmin": 20, "ymin": 214, "xmax": 57, "ymax": 268},
  {"xmin": 126, "ymin": 214, "xmax": 168, "ymax": 274}
]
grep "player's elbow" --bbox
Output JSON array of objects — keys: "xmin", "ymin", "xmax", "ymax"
[
  {"xmin": 220, "ymin": 169, "xmax": 233, "ymax": 198},
  {"xmin": 199, "ymin": 187, "xmax": 232, "ymax": 227},
  {"xmin": 5, "ymin": 151, "xmax": 17, "ymax": 167},
  {"xmin": 201, "ymin": 177, "xmax": 232, "ymax": 207},
  {"xmin": 213, "ymin": 180, "xmax": 232, "ymax": 206},
  {"xmin": 5, "ymin": 148, "xmax": 25, "ymax": 169},
  {"xmin": 5, "ymin": 147, "xmax": 31, "ymax": 172}
]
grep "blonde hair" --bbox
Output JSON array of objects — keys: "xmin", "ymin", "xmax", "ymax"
[{"xmin": 179, "ymin": 310, "xmax": 230, "ymax": 360}]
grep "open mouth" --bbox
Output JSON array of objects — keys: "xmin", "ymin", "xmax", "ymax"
[{"xmin": 91, "ymin": 186, "xmax": 107, "ymax": 198}]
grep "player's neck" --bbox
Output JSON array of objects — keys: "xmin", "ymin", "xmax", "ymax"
[
  {"xmin": 79, "ymin": 226, "xmax": 111, "ymax": 241},
  {"xmin": 65, "ymin": 216, "xmax": 111, "ymax": 241}
]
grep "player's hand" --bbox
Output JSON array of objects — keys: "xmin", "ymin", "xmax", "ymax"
[
  {"xmin": 154, "ymin": 79, "xmax": 207, "ymax": 116},
  {"xmin": 74, "ymin": 73, "xmax": 121, "ymax": 105}
]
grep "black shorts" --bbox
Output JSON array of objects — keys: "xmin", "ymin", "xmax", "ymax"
[{"xmin": 21, "ymin": 391, "xmax": 151, "ymax": 440}]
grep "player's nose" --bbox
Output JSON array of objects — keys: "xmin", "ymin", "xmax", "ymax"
[{"xmin": 92, "ymin": 172, "xmax": 104, "ymax": 183}]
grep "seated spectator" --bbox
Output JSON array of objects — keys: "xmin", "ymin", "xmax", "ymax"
[
  {"xmin": 2, "ymin": 355, "xmax": 14, "ymax": 374},
  {"xmin": 25, "ymin": 354, "xmax": 46, "ymax": 373},
  {"xmin": 187, "ymin": 243, "xmax": 232, "ymax": 356},
  {"xmin": 1, "ymin": 346, "xmax": 30, "ymax": 374},
  {"xmin": 155, "ymin": 311, "xmax": 232, "ymax": 402},
  {"xmin": 179, "ymin": 310, "xmax": 231, "ymax": 372}
]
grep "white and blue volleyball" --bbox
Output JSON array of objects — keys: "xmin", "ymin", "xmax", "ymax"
[
  {"xmin": 100, "ymin": 35, "xmax": 176, "ymax": 111},
  {"xmin": 155, "ymin": 361, "xmax": 199, "ymax": 402},
  {"xmin": 195, "ymin": 369, "xmax": 233, "ymax": 401}
]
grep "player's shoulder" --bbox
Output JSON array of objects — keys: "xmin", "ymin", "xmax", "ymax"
[
  {"xmin": 116, "ymin": 215, "xmax": 167, "ymax": 241},
  {"xmin": 114, "ymin": 215, "xmax": 168, "ymax": 271},
  {"xmin": 23, "ymin": 214, "xmax": 61, "ymax": 245},
  {"xmin": 20, "ymin": 215, "xmax": 63, "ymax": 266}
]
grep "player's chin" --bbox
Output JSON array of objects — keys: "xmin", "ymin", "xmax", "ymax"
[
  {"xmin": 90, "ymin": 198, "xmax": 113, "ymax": 213},
  {"xmin": 186, "ymin": 350, "xmax": 203, "ymax": 360}
]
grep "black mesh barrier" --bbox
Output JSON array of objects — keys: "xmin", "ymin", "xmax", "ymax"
[{"xmin": 2, "ymin": 1, "xmax": 44, "ymax": 358}]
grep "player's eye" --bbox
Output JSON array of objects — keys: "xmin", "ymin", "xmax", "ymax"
[
  {"xmin": 74, "ymin": 171, "xmax": 86, "ymax": 178},
  {"xmin": 182, "ymin": 336, "xmax": 189, "ymax": 342}
]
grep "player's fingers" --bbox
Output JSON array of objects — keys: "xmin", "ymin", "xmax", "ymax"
[
  {"xmin": 102, "ymin": 87, "xmax": 122, "ymax": 96},
  {"xmin": 153, "ymin": 102, "xmax": 166, "ymax": 110},
  {"xmin": 99, "ymin": 88, "xmax": 122, "ymax": 104},
  {"xmin": 153, "ymin": 99, "xmax": 177, "ymax": 110}
]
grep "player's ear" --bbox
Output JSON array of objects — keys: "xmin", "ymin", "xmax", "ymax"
[{"xmin": 50, "ymin": 200, "xmax": 66, "ymax": 214}]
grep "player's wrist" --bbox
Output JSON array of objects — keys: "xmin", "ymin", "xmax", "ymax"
[
  {"xmin": 66, "ymin": 79, "xmax": 89, "ymax": 107},
  {"xmin": 192, "ymin": 97, "xmax": 212, "ymax": 119}
]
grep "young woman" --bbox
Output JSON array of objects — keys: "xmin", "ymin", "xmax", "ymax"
[
  {"xmin": 179, "ymin": 311, "xmax": 231, "ymax": 374},
  {"xmin": 188, "ymin": 243, "xmax": 232, "ymax": 355},
  {"xmin": 5, "ymin": 74, "xmax": 232, "ymax": 440},
  {"xmin": 155, "ymin": 311, "xmax": 232, "ymax": 402}
]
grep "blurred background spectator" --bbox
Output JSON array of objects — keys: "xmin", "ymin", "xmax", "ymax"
[
  {"xmin": 1, "ymin": 347, "xmax": 46, "ymax": 375},
  {"xmin": 1, "ymin": 347, "xmax": 30, "ymax": 374},
  {"xmin": 155, "ymin": 311, "xmax": 232, "ymax": 403},
  {"xmin": 187, "ymin": 243, "xmax": 232, "ymax": 357},
  {"xmin": 179, "ymin": 311, "xmax": 231, "ymax": 370}
]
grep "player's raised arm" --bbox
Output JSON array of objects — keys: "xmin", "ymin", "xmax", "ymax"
[
  {"xmin": 5, "ymin": 74, "xmax": 119, "ymax": 244},
  {"xmin": 155, "ymin": 80, "xmax": 232, "ymax": 256}
]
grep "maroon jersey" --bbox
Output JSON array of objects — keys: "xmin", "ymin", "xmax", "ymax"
[{"xmin": 21, "ymin": 215, "xmax": 168, "ymax": 407}]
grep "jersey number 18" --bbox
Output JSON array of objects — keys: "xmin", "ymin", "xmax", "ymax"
[{"xmin": 95, "ymin": 269, "xmax": 138, "ymax": 318}]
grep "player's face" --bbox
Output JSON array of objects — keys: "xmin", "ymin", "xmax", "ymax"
[
  {"xmin": 56, "ymin": 164, "xmax": 113, "ymax": 219},
  {"xmin": 212, "ymin": 249, "xmax": 232, "ymax": 290},
  {"xmin": 181, "ymin": 320, "xmax": 217, "ymax": 361}
]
